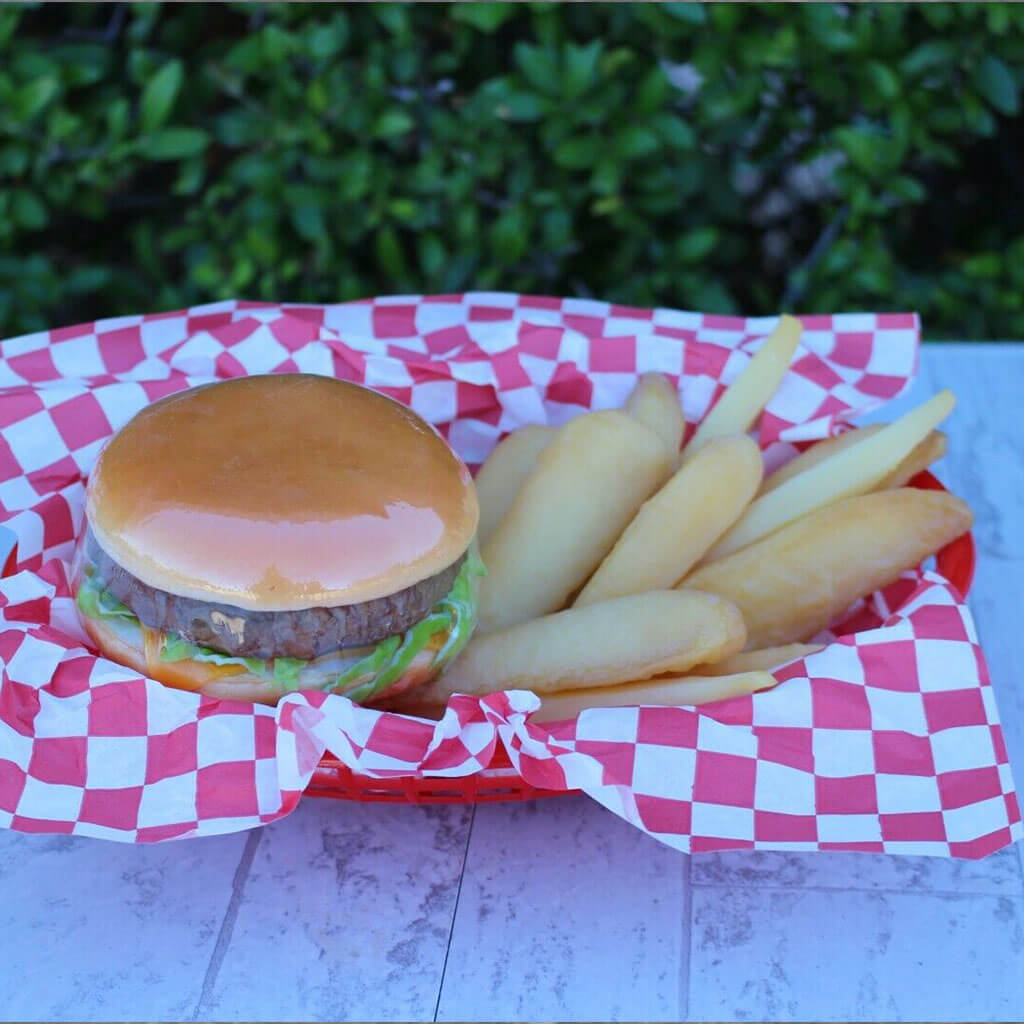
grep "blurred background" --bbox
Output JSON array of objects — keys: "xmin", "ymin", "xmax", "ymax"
[{"xmin": 1, "ymin": 1, "xmax": 1022, "ymax": 340}]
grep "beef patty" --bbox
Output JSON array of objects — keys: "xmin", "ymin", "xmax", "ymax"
[{"xmin": 84, "ymin": 529, "xmax": 464, "ymax": 661}]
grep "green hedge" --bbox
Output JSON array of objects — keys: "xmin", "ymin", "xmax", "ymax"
[{"xmin": 1, "ymin": 2, "xmax": 1023, "ymax": 339}]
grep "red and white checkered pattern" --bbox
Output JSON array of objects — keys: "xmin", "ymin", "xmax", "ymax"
[{"xmin": 0, "ymin": 296, "xmax": 1018, "ymax": 855}]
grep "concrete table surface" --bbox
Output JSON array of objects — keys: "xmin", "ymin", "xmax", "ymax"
[{"xmin": 1, "ymin": 343, "xmax": 1021, "ymax": 1023}]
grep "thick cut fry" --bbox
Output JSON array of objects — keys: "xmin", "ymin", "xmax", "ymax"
[
  {"xmin": 624, "ymin": 373, "xmax": 685, "ymax": 458},
  {"xmin": 420, "ymin": 590, "xmax": 746, "ymax": 701},
  {"xmin": 879, "ymin": 430, "xmax": 947, "ymax": 489},
  {"xmin": 700, "ymin": 644, "xmax": 824, "ymax": 676},
  {"xmin": 682, "ymin": 488, "xmax": 972, "ymax": 649},
  {"xmin": 682, "ymin": 314, "xmax": 802, "ymax": 461},
  {"xmin": 474, "ymin": 425, "xmax": 555, "ymax": 543},
  {"xmin": 575, "ymin": 436, "xmax": 762, "ymax": 606},
  {"xmin": 479, "ymin": 411, "xmax": 672, "ymax": 632},
  {"xmin": 387, "ymin": 670, "xmax": 775, "ymax": 722},
  {"xmin": 762, "ymin": 426, "xmax": 946, "ymax": 495},
  {"xmin": 761, "ymin": 425, "xmax": 884, "ymax": 494},
  {"xmin": 528, "ymin": 671, "xmax": 778, "ymax": 722},
  {"xmin": 706, "ymin": 390, "xmax": 955, "ymax": 561}
]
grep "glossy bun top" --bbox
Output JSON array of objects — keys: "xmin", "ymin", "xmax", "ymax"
[{"xmin": 86, "ymin": 374, "xmax": 478, "ymax": 610}]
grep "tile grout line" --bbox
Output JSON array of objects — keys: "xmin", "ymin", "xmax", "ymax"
[
  {"xmin": 432, "ymin": 804, "xmax": 477, "ymax": 1024},
  {"xmin": 190, "ymin": 827, "xmax": 263, "ymax": 1021},
  {"xmin": 680, "ymin": 852, "xmax": 693, "ymax": 1022}
]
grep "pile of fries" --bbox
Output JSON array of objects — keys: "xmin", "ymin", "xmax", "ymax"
[{"xmin": 391, "ymin": 316, "xmax": 972, "ymax": 723}]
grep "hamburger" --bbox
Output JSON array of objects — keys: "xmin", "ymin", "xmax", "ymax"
[{"xmin": 72, "ymin": 374, "xmax": 482, "ymax": 705}]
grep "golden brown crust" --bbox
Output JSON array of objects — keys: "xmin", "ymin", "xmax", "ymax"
[{"xmin": 86, "ymin": 375, "xmax": 478, "ymax": 610}]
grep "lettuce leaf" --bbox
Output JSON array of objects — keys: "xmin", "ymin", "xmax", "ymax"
[
  {"xmin": 160, "ymin": 632, "xmax": 265, "ymax": 675},
  {"xmin": 272, "ymin": 657, "xmax": 306, "ymax": 689},
  {"xmin": 75, "ymin": 573, "xmax": 136, "ymax": 621}
]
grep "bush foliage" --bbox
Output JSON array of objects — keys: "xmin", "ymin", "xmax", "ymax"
[{"xmin": 1, "ymin": 2, "xmax": 1023, "ymax": 338}]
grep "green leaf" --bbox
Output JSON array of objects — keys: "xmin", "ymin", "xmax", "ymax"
[
  {"xmin": 0, "ymin": 7, "xmax": 21, "ymax": 48},
  {"xmin": 12, "ymin": 190, "xmax": 47, "ymax": 230},
  {"xmin": 675, "ymin": 227, "xmax": 718, "ymax": 263},
  {"xmin": 900, "ymin": 41, "xmax": 956, "ymax": 78},
  {"xmin": 616, "ymin": 124, "xmax": 660, "ymax": 159},
  {"xmin": 866, "ymin": 61, "xmax": 899, "ymax": 102},
  {"xmin": 373, "ymin": 109, "xmax": 413, "ymax": 138},
  {"xmin": 451, "ymin": 2, "xmax": 517, "ymax": 32},
  {"xmin": 650, "ymin": 112, "xmax": 695, "ymax": 149},
  {"xmin": 307, "ymin": 15, "xmax": 349, "ymax": 59},
  {"xmin": 261, "ymin": 24, "xmax": 298, "ymax": 64},
  {"xmin": 553, "ymin": 135, "xmax": 598, "ymax": 169},
  {"xmin": 139, "ymin": 127, "xmax": 210, "ymax": 160},
  {"xmin": 107, "ymin": 96, "xmax": 130, "ymax": 138},
  {"xmin": 140, "ymin": 59, "xmax": 183, "ymax": 133},
  {"xmin": 599, "ymin": 47, "xmax": 635, "ymax": 77},
  {"xmin": 291, "ymin": 203, "xmax": 326, "ymax": 243},
  {"xmin": 590, "ymin": 157, "xmax": 620, "ymax": 195},
  {"xmin": 963, "ymin": 253, "xmax": 1001, "ymax": 278},
  {"xmin": 497, "ymin": 90, "xmax": 545, "ymax": 121},
  {"xmin": 16, "ymin": 76, "xmax": 58, "ymax": 119},
  {"xmin": 976, "ymin": 55, "xmax": 1019, "ymax": 116},
  {"xmin": 0, "ymin": 146, "xmax": 29, "ymax": 176},
  {"xmin": 388, "ymin": 197, "xmax": 419, "ymax": 222},
  {"xmin": 663, "ymin": 2, "xmax": 707, "ymax": 24},
  {"xmin": 563, "ymin": 40, "xmax": 603, "ymax": 100},
  {"xmin": 338, "ymin": 149, "xmax": 373, "ymax": 200},
  {"xmin": 591, "ymin": 195, "xmax": 620, "ymax": 216},
  {"xmin": 51, "ymin": 43, "xmax": 109, "ymax": 86},
  {"xmin": 888, "ymin": 175, "xmax": 925, "ymax": 203},
  {"xmin": 633, "ymin": 67, "xmax": 670, "ymax": 115},
  {"xmin": 834, "ymin": 126, "xmax": 884, "ymax": 177},
  {"xmin": 66, "ymin": 266, "xmax": 112, "ymax": 294},
  {"xmin": 490, "ymin": 208, "xmax": 527, "ymax": 264},
  {"xmin": 417, "ymin": 232, "xmax": 446, "ymax": 278},
  {"xmin": 375, "ymin": 225, "xmax": 406, "ymax": 277},
  {"xmin": 514, "ymin": 42, "xmax": 559, "ymax": 94},
  {"xmin": 372, "ymin": 3, "xmax": 409, "ymax": 36}
]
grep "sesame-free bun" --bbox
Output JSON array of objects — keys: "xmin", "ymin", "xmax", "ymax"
[{"xmin": 86, "ymin": 375, "xmax": 479, "ymax": 611}]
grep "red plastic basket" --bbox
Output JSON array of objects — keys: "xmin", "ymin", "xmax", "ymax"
[
  {"xmin": 0, "ymin": 473, "xmax": 971, "ymax": 807},
  {"xmin": 307, "ymin": 469, "xmax": 976, "ymax": 805}
]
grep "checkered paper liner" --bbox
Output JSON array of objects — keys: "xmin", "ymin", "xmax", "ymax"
[{"xmin": 0, "ymin": 295, "xmax": 1018, "ymax": 856}]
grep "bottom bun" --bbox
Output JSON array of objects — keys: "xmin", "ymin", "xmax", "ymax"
[
  {"xmin": 84, "ymin": 616, "xmax": 283, "ymax": 703},
  {"xmin": 83, "ymin": 616, "xmax": 440, "ymax": 706}
]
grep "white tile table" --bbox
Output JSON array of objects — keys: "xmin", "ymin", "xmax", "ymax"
[{"xmin": 1, "ymin": 343, "xmax": 1021, "ymax": 1023}]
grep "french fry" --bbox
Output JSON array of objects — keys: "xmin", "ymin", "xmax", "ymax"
[
  {"xmin": 879, "ymin": 430, "xmax": 947, "ymax": 489},
  {"xmin": 624, "ymin": 373, "xmax": 685, "ymax": 458},
  {"xmin": 705, "ymin": 390, "xmax": 955, "ymax": 561},
  {"xmin": 478, "ymin": 411, "xmax": 672, "ymax": 632},
  {"xmin": 474, "ymin": 425, "xmax": 555, "ymax": 543},
  {"xmin": 682, "ymin": 314, "xmax": 802, "ymax": 462},
  {"xmin": 421, "ymin": 590, "xmax": 746, "ymax": 701},
  {"xmin": 699, "ymin": 643, "xmax": 824, "ymax": 675},
  {"xmin": 760, "ymin": 425, "xmax": 884, "ymax": 494},
  {"xmin": 682, "ymin": 488, "xmax": 973, "ymax": 649},
  {"xmin": 575, "ymin": 436, "xmax": 762, "ymax": 606},
  {"xmin": 761, "ymin": 426, "xmax": 946, "ymax": 495},
  {"xmin": 387, "ymin": 670, "xmax": 776, "ymax": 722},
  {"xmin": 528, "ymin": 671, "xmax": 778, "ymax": 722}
]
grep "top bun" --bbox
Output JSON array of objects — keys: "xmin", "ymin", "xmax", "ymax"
[{"xmin": 86, "ymin": 374, "xmax": 478, "ymax": 611}]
